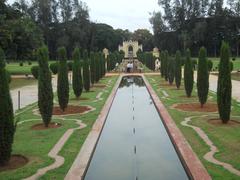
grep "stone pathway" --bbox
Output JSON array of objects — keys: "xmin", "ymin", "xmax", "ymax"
[
  {"xmin": 11, "ymin": 75, "xmax": 58, "ymax": 112},
  {"xmin": 182, "ymin": 116, "xmax": 240, "ymax": 176},
  {"xmin": 194, "ymin": 72, "xmax": 240, "ymax": 102}
]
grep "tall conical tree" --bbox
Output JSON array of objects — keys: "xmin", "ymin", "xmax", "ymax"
[
  {"xmin": 0, "ymin": 47, "xmax": 15, "ymax": 165},
  {"xmin": 175, "ymin": 50, "xmax": 182, "ymax": 89},
  {"xmin": 160, "ymin": 51, "xmax": 165, "ymax": 77},
  {"xmin": 95, "ymin": 53, "xmax": 100, "ymax": 83},
  {"xmin": 38, "ymin": 46, "xmax": 53, "ymax": 127},
  {"xmin": 83, "ymin": 50, "xmax": 90, "ymax": 92},
  {"xmin": 164, "ymin": 50, "xmax": 169, "ymax": 81},
  {"xmin": 217, "ymin": 42, "xmax": 232, "ymax": 123},
  {"xmin": 168, "ymin": 57, "xmax": 175, "ymax": 85},
  {"xmin": 57, "ymin": 47, "xmax": 69, "ymax": 111},
  {"xmin": 184, "ymin": 49, "xmax": 194, "ymax": 97},
  {"xmin": 197, "ymin": 47, "xmax": 209, "ymax": 108},
  {"xmin": 90, "ymin": 52, "xmax": 95, "ymax": 85},
  {"xmin": 72, "ymin": 47, "xmax": 83, "ymax": 98}
]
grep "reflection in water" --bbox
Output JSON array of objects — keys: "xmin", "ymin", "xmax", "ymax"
[
  {"xmin": 84, "ymin": 76, "xmax": 189, "ymax": 180},
  {"xmin": 119, "ymin": 76, "xmax": 145, "ymax": 88}
]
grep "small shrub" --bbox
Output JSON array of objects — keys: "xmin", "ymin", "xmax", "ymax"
[
  {"xmin": 50, "ymin": 63, "xmax": 58, "ymax": 74},
  {"xmin": 19, "ymin": 62, "xmax": 23, "ymax": 66},
  {"xmin": 28, "ymin": 61, "xmax": 32, "ymax": 65},
  {"xmin": 31, "ymin": 66, "xmax": 39, "ymax": 79},
  {"xmin": 232, "ymin": 57, "xmax": 236, "ymax": 61},
  {"xmin": 207, "ymin": 59, "xmax": 213, "ymax": 72}
]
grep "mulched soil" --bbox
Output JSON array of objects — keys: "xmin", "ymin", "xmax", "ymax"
[
  {"xmin": 208, "ymin": 119, "xmax": 240, "ymax": 127},
  {"xmin": 53, "ymin": 105, "xmax": 91, "ymax": 115},
  {"xmin": 173, "ymin": 103, "xmax": 218, "ymax": 112},
  {"xmin": 80, "ymin": 97, "xmax": 89, "ymax": 101},
  {"xmin": 0, "ymin": 155, "xmax": 28, "ymax": 172},
  {"xmin": 31, "ymin": 122, "xmax": 62, "ymax": 130}
]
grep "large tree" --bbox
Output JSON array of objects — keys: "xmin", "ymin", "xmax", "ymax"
[
  {"xmin": 184, "ymin": 49, "xmax": 194, "ymax": 97},
  {"xmin": 37, "ymin": 46, "xmax": 53, "ymax": 127},
  {"xmin": 197, "ymin": 47, "xmax": 209, "ymax": 107},
  {"xmin": 57, "ymin": 47, "xmax": 69, "ymax": 111},
  {"xmin": 217, "ymin": 42, "xmax": 232, "ymax": 123},
  {"xmin": 0, "ymin": 47, "xmax": 15, "ymax": 166}
]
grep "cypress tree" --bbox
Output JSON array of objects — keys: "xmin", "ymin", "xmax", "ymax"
[
  {"xmin": 175, "ymin": 50, "xmax": 182, "ymax": 89},
  {"xmin": 37, "ymin": 46, "xmax": 53, "ymax": 127},
  {"xmin": 184, "ymin": 49, "xmax": 194, "ymax": 97},
  {"xmin": 102, "ymin": 53, "xmax": 106, "ymax": 76},
  {"xmin": 197, "ymin": 47, "xmax": 209, "ymax": 108},
  {"xmin": 168, "ymin": 57, "xmax": 175, "ymax": 85},
  {"xmin": 0, "ymin": 47, "xmax": 15, "ymax": 165},
  {"xmin": 164, "ymin": 51, "xmax": 169, "ymax": 81},
  {"xmin": 83, "ymin": 50, "xmax": 90, "ymax": 92},
  {"xmin": 217, "ymin": 42, "xmax": 232, "ymax": 123},
  {"xmin": 160, "ymin": 51, "xmax": 165, "ymax": 77},
  {"xmin": 95, "ymin": 53, "xmax": 100, "ymax": 82},
  {"xmin": 72, "ymin": 47, "xmax": 83, "ymax": 98},
  {"xmin": 57, "ymin": 47, "xmax": 69, "ymax": 111},
  {"xmin": 90, "ymin": 52, "xmax": 95, "ymax": 85}
]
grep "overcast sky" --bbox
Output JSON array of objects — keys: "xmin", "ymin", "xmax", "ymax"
[{"xmin": 7, "ymin": 0, "xmax": 159, "ymax": 32}]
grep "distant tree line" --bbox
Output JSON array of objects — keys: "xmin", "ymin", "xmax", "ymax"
[
  {"xmin": 0, "ymin": 0, "xmax": 154, "ymax": 61},
  {"xmin": 150, "ymin": 0, "xmax": 240, "ymax": 57}
]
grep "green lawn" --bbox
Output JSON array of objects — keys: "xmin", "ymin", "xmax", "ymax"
[
  {"xmin": 9, "ymin": 78, "xmax": 37, "ymax": 90},
  {"xmin": 146, "ymin": 75, "xmax": 240, "ymax": 180},
  {"xmin": 6, "ymin": 61, "xmax": 57, "ymax": 75},
  {"xmin": 0, "ymin": 75, "xmax": 118, "ymax": 179},
  {"xmin": 193, "ymin": 57, "xmax": 240, "ymax": 71}
]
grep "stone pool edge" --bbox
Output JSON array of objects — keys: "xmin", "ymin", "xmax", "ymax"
[
  {"xmin": 64, "ymin": 75, "xmax": 122, "ymax": 180},
  {"xmin": 143, "ymin": 75, "xmax": 212, "ymax": 180}
]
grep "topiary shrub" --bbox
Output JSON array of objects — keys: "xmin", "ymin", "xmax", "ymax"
[
  {"xmin": 0, "ymin": 47, "xmax": 15, "ymax": 166},
  {"xmin": 217, "ymin": 42, "xmax": 232, "ymax": 123},
  {"xmin": 57, "ymin": 47, "xmax": 69, "ymax": 111},
  {"xmin": 50, "ymin": 62, "xmax": 58, "ymax": 74},
  {"xmin": 82, "ymin": 50, "xmax": 90, "ymax": 92},
  {"xmin": 168, "ymin": 57, "xmax": 175, "ymax": 85},
  {"xmin": 175, "ymin": 50, "xmax": 182, "ymax": 89},
  {"xmin": 31, "ymin": 65, "xmax": 39, "ymax": 79},
  {"xmin": 90, "ymin": 52, "xmax": 95, "ymax": 85},
  {"xmin": 197, "ymin": 47, "xmax": 209, "ymax": 108},
  {"xmin": 72, "ymin": 47, "xmax": 83, "ymax": 98},
  {"xmin": 184, "ymin": 49, "xmax": 194, "ymax": 97},
  {"xmin": 37, "ymin": 46, "xmax": 53, "ymax": 127}
]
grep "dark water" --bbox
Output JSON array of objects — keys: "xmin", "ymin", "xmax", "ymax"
[{"xmin": 84, "ymin": 76, "xmax": 189, "ymax": 180}]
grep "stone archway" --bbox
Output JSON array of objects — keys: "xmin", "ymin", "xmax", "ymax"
[
  {"xmin": 128, "ymin": 45, "xmax": 134, "ymax": 58},
  {"xmin": 118, "ymin": 40, "xmax": 143, "ymax": 59}
]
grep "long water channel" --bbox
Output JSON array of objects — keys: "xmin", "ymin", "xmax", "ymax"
[{"xmin": 84, "ymin": 76, "xmax": 189, "ymax": 180}]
